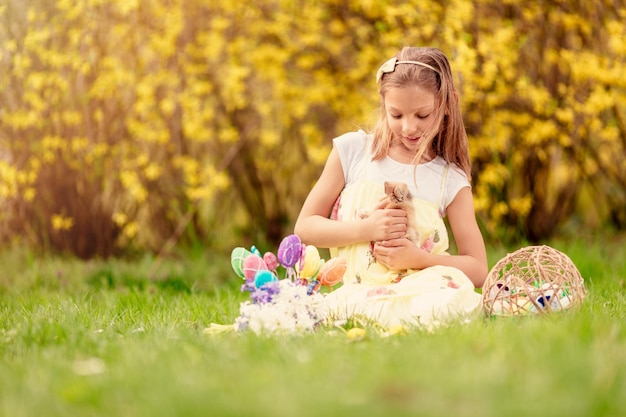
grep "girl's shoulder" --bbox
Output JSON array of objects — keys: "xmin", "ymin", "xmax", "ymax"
[
  {"xmin": 429, "ymin": 157, "xmax": 469, "ymax": 184},
  {"xmin": 333, "ymin": 130, "xmax": 371, "ymax": 174},
  {"xmin": 426, "ymin": 157, "xmax": 470, "ymax": 215},
  {"xmin": 333, "ymin": 129, "xmax": 369, "ymax": 150}
]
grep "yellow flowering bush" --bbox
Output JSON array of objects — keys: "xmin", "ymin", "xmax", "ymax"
[
  {"xmin": 465, "ymin": 1, "xmax": 626, "ymax": 240},
  {"xmin": 0, "ymin": 0, "xmax": 624, "ymax": 257}
]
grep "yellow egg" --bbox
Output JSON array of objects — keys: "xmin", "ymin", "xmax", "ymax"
[
  {"xmin": 346, "ymin": 327, "xmax": 366, "ymax": 342},
  {"xmin": 388, "ymin": 324, "xmax": 408, "ymax": 336},
  {"xmin": 515, "ymin": 296, "xmax": 531, "ymax": 315},
  {"xmin": 491, "ymin": 299, "xmax": 511, "ymax": 315},
  {"xmin": 297, "ymin": 245, "xmax": 321, "ymax": 278}
]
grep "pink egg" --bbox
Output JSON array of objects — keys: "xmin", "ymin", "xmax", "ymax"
[
  {"xmin": 263, "ymin": 252, "xmax": 278, "ymax": 271},
  {"xmin": 242, "ymin": 254, "xmax": 268, "ymax": 281},
  {"xmin": 298, "ymin": 243, "xmax": 307, "ymax": 271}
]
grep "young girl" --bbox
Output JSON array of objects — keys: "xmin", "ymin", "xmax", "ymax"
[{"xmin": 294, "ymin": 47, "xmax": 488, "ymax": 329}]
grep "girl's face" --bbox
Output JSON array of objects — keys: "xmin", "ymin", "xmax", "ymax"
[{"xmin": 384, "ymin": 86, "xmax": 436, "ymax": 158}]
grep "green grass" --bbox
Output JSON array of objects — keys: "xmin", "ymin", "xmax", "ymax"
[{"xmin": 1, "ymin": 234, "xmax": 625, "ymax": 417}]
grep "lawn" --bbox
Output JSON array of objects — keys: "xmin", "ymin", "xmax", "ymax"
[{"xmin": 1, "ymin": 233, "xmax": 625, "ymax": 417}]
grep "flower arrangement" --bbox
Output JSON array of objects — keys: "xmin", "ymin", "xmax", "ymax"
[{"xmin": 230, "ymin": 234, "xmax": 346, "ymax": 335}]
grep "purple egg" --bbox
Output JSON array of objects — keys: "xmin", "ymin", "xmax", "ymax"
[{"xmin": 277, "ymin": 234, "xmax": 303, "ymax": 268}]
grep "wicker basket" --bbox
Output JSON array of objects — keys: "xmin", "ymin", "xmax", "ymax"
[{"xmin": 482, "ymin": 245, "xmax": 586, "ymax": 317}]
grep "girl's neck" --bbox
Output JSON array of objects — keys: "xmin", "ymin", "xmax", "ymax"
[{"xmin": 388, "ymin": 141, "xmax": 434, "ymax": 164}]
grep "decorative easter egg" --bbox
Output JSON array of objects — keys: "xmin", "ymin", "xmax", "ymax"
[
  {"xmin": 491, "ymin": 299, "xmax": 511, "ymax": 315},
  {"xmin": 558, "ymin": 296, "xmax": 572, "ymax": 309},
  {"xmin": 298, "ymin": 243, "xmax": 306, "ymax": 269},
  {"xmin": 231, "ymin": 247, "xmax": 252, "ymax": 279},
  {"xmin": 250, "ymin": 245, "xmax": 262, "ymax": 257},
  {"xmin": 254, "ymin": 270, "xmax": 278, "ymax": 288},
  {"xmin": 513, "ymin": 296, "xmax": 531, "ymax": 315},
  {"xmin": 387, "ymin": 324, "xmax": 408, "ymax": 336},
  {"xmin": 306, "ymin": 279, "xmax": 321, "ymax": 295},
  {"xmin": 346, "ymin": 327, "xmax": 366, "ymax": 342},
  {"xmin": 314, "ymin": 260, "xmax": 324, "ymax": 278},
  {"xmin": 319, "ymin": 256, "xmax": 347, "ymax": 287},
  {"xmin": 277, "ymin": 234, "xmax": 303, "ymax": 268},
  {"xmin": 243, "ymin": 254, "xmax": 268, "ymax": 281},
  {"xmin": 263, "ymin": 252, "xmax": 278, "ymax": 272},
  {"xmin": 535, "ymin": 290, "xmax": 555, "ymax": 309},
  {"xmin": 297, "ymin": 245, "xmax": 321, "ymax": 278}
]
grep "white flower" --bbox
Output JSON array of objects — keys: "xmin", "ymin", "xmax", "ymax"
[{"xmin": 235, "ymin": 280, "xmax": 328, "ymax": 335}]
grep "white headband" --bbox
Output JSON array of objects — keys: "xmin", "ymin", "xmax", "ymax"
[{"xmin": 376, "ymin": 57, "xmax": 440, "ymax": 84}]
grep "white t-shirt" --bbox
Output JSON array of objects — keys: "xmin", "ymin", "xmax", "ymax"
[{"xmin": 333, "ymin": 130, "xmax": 470, "ymax": 216}]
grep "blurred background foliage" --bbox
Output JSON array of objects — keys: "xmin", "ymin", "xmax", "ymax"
[{"xmin": 0, "ymin": 0, "xmax": 624, "ymax": 259}]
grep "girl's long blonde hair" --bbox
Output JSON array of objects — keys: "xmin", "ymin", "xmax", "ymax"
[{"xmin": 371, "ymin": 47, "xmax": 472, "ymax": 180}]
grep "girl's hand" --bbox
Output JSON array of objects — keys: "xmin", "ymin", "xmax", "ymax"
[
  {"xmin": 362, "ymin": 209, "xmax": 408, "ymax": 242},
  {"xmin": 373, "ymin": 238, "xmax": 427, "ymax": 270}
]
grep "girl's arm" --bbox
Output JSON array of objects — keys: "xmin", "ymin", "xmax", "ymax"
[
  {"xmin": 373, "ymin": 187, "xmax": 488, "ymax": 287},
  {"xmin": 294, "ymin": 149, "xmax": 408, "ymax": 248},
  {"xmin": 442, "ymin": 187, "xmax": 488, "ymax": 287}
]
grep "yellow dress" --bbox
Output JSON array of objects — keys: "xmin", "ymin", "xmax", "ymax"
[{"xmin": 325, "ymin": 144, "xmax": 482, "ymax": 329}]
